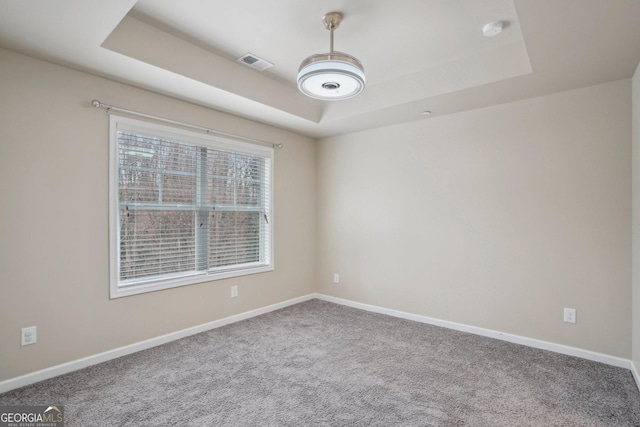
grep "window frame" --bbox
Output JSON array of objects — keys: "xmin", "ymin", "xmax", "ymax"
[{"xmin": 109, "ymin": 115, "xmax": 274, "ymax": 299}]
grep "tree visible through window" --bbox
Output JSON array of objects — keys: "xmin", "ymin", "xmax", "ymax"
[{"xmin": 110, "ymin": 116, "xmax": 273, "ymax": 298}]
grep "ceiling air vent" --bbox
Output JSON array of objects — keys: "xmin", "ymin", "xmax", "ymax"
[{"xmin": 236, "ymin": 53, "xmax": 273, "ymax": 71}]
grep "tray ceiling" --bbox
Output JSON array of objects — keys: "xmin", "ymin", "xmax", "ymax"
[{"xmin": 1, "ymin": 0, "xmax": 639, "ymax": 138}]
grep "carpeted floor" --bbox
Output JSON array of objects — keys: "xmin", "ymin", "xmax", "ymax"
[{"xmin": 1, "ymin": 299, "xmax": 639, "ymax": 426}]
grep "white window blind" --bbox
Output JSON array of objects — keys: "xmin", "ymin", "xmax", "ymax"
[{"xmin": 109, "ymin": 116, "xmax": 273, "ymax": 298}]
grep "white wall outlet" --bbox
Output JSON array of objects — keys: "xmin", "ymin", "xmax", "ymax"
[
  {"xmin": 563, "ymin": 308, "xmax": 577, "ymax": 324},
  {"xmin": 231, "ymin": 285, "xmax": 238, "ymax": 298},
  {"xmin": 333, "ymin": 273, "xmax": 340, "ymax": 284},
  {"xmin": 21, "ymin": 326, "xmax": 37, "ymax": 346}
]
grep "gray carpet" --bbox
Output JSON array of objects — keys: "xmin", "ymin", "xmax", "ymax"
[{"xmin": 1, "ymin": 299, "xmax": 639, "ymax": 426}]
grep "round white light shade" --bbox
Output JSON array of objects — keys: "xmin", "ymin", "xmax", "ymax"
[{"xmin": 297, "ymin": 53, "xmax": 365, "ymax": 100}]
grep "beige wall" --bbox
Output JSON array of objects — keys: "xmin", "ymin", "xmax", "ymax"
[
  {"xmin": 633, "ymin": 63, "xmax": 640, "ymax": 369},
  {"xmin": 0, "ymin": 45, "xmax": 635, "ymax": 383},
  {"xmin": 317, "ymin": 80, "xmax": 632, "ymax": 358},
  {"xmin": 0, "ymin": 49, "xmax": 316, "ymax": 381}
]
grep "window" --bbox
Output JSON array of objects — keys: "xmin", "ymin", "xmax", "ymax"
[{"xmin": 109, "ymin": 115, "xmax": 273, "ymax": 298}]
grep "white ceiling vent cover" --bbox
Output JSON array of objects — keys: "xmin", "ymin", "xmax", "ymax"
[{"xmin": 236, "ymin": 53, "xmax": 274, "ymax": 71}]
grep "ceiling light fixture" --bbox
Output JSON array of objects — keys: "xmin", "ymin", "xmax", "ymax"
[{"xmin": 297, "ymin": 12, "xmax": 365, "ymax": 101}]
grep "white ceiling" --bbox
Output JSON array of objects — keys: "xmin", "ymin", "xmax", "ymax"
[{"xmin": 1, "ymin": 0, "xmax": 639, "ymax": 138}]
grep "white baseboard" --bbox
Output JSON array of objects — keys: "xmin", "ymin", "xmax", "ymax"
[
  {"xmin": 2, "ymin": 292, "xmax": 635, "ymax": 394},
  {"xmin": 0, "ymin": 294, "xmax": 316, "ymax": 394},
  {"xmin": 631, "ymin": 361, "xmax": 640, "ymax": 392},
  {"xmin": 312, "ymin": 293, "xmax": 632, "ymax": 370}
]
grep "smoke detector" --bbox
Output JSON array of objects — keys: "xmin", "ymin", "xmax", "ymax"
[{"xmin": 482, "ymin": 21, "xmax": 504, "ymax": 37}]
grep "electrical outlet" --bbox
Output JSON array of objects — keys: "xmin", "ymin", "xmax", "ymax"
[
  {"xmin": 21, "ymin": 326, "xmax": 37, "ymax": 346},
  {"xmin": 563, "ymin": 308, "xmax": 576, "ymax": 324},
  {"xmin": 231, "ymin": 285, "xmax": 238, "ymax": 298},
  {"xmin": 333, "ymin": 273, "xmax": 340, "ymax": 284}
]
